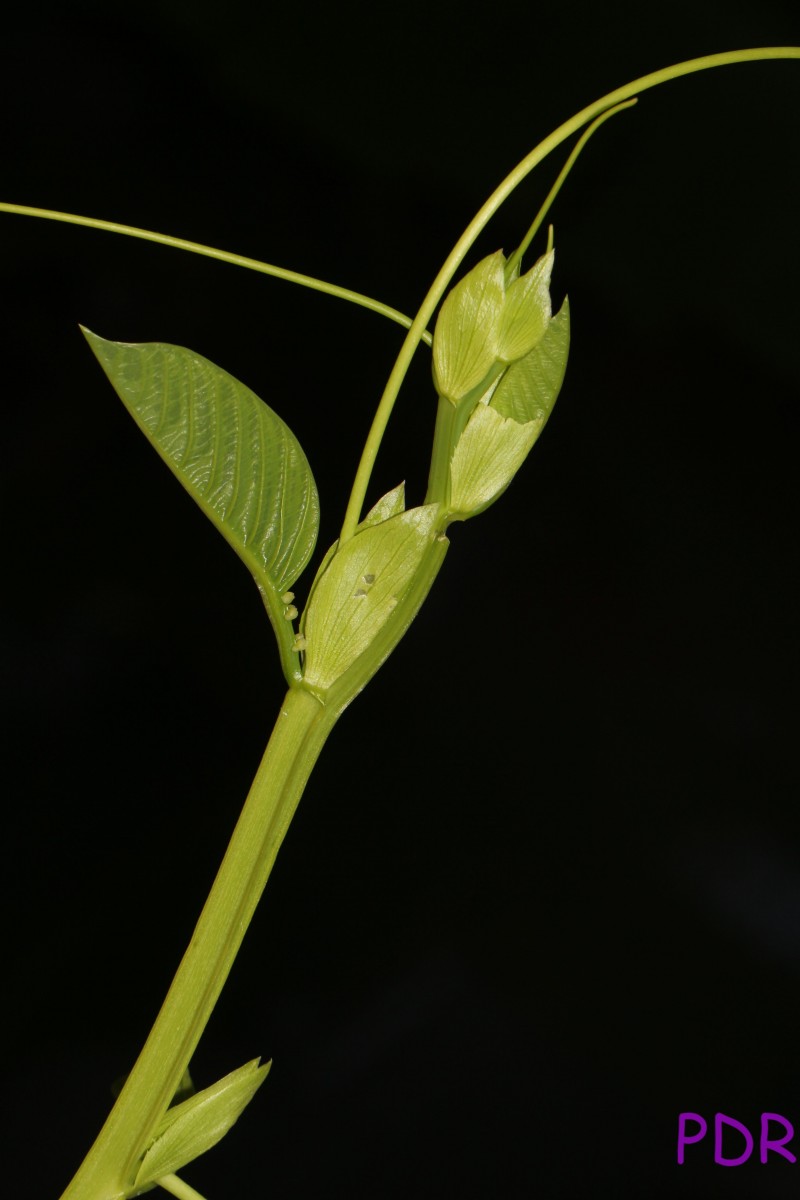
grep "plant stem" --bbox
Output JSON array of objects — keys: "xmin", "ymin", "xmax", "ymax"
[
  {"xmin": 60, "ymin": 686, "xmax": 340, "ymax": 1200},
  {"xmin": 0, "ymin": 202, "xmax": 431, "ymax": 343},
  {"xmin": 61, "ymin": 494, "xmax": 448, "ymax": 1200},
  {"xmin": 156, "ymin": 1176, "xmax": 208, "ymax": 1200}
]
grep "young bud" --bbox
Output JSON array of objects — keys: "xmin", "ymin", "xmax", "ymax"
[
  {"xmin": 447, "ymin": 299, "xmax": 570, "ymax": 519},
  {"xmin": 432, "ymin": 249, "xmax": 555, "ymax": 405}
]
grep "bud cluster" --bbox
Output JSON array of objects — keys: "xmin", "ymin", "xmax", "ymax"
[{"xmin": 428, "ymin": 247, "xmax": 569, "ymax": 519}]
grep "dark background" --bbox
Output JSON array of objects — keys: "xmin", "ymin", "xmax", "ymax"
[{"xmin": 2, "ymin": 2, "xmax": 799, "ymax": 1197}]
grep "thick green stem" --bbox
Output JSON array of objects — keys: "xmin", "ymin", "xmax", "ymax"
[
  {"xmin": 60, "ymin": 686, "xmax": 340, "ymax": 1200},
  {"xmin": 60, "ymin": 506, "xmax": 449, "ymax": 1200}
]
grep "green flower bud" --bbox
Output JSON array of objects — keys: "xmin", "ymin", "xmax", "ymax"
[
  {"xmin": 447, "ymin": 298, "xmax": 570, "ymax": 519},
  {"xmin": 432, "ymin": 249, "xmax": 555, "ymax": 405}
]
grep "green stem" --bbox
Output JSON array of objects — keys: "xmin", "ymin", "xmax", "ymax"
[
  {"xmin": 60, "ymin": 510, "xmax": 449, "ymax": 1200},
  {"xmin": 156, "ymin": 1176, "xmax": 208, "ymax": 1200},
  {"xmin": 425, "ymin": 397, "xmax": 456, "ymax": 510},
  {"xmin": 338, "ymin": 46, "xmax": 800, "ymax": 543},
  {"xmin": 60, "ymin": 686, "xmax": 341, "ymax": 1200},
  {"xmin": 0, "ymin": 202, "xmax": 431, "ymax": 344},
  {"xmin": 424, "ymin": 362, "xmax": 506, "ymax": 510}
]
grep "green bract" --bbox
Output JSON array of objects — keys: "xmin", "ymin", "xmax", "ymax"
[
  {"xmin": 492, "ymin": 299, "xmax": 570, "ymax": 424},
  {"xmin": 303, "ymin": 502, "xmax": 441, "ymax": 692},
  {"xmin": 432, "ymin": 251, "xmax": 506, "ymax": 402},
  {"xmin": 431, "ymin": 248, "xmax": 554, "ymax": 404},
  {"xmin": 133, "ymin": 1060, "xmax": 270, "ymax": 1190},
  {"xmin": 447, "ymin": 300, "xmax": 569, "ymax": 518},
  {"xmin": 497, "ymin": 249, "xmax": 554, "ymax": 363}
]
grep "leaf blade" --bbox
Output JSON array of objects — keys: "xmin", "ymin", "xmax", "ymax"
[{"xmin": 83, "ymin": 330, "xmax": 319, "ymax": 596}]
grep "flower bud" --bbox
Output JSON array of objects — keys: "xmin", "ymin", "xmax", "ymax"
[
  {"xmin": 447, "ymin": 298, "xmax": 570, "ymax": 519},
  {"xmin": 432, "ymin": 249, "xmax": 555, "ymax": 405}
]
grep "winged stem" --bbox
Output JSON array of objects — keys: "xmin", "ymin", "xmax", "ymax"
[{"xmin": 61, "ymin": 688, "xmax": 337, "ymax": 1200}]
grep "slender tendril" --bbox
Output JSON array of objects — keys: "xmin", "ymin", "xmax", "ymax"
[
  {"xmin": 505, "ymin": 98, "xmax": 638, "ymax": 278},
  {"xmin": 0, "ymin": 202, "xmax": 431, "ymax": 345},
  {"xmin": 338, "ymin": 46, "xmax": 800, "ymax": 544}
]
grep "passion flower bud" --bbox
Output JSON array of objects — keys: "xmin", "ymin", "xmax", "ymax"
[
  {"xmin": 447, "ymin": 298, "xmax": 570, "ymax": 519},
  {"xmin": 432, "ymin": 249, "xmax": 555, "ymax": 405}
]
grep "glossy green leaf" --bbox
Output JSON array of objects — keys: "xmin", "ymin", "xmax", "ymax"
[
  {"xmin": 303, "ymin": 504, "xmax": 440, "ymax": 691},
  {"xmin": 83, "ymin": 330, "xmax": 319, "ymax": 598},
  {"xmin": 133, "ymin": 1059, "xmax": 270, "ymax": 1188}
]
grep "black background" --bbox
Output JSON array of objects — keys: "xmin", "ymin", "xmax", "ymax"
[{"xmin": 2, "ymin": 3, "xmax": 799, "ymax": 1198}]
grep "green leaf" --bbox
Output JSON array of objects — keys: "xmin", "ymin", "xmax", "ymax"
[
  {"xmin": 83, "ymin": 330, "xmax": 319, "ymax": 599},
  {"xmin": 133, "ymin": 1059, "xmax": 270, "ymax": 1188},
  {"xmin": 303, "ymin": 504, "xmax": 440, "ymax": 691}
]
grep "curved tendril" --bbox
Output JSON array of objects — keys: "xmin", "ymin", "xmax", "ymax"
[
  {"xmin": 505, "ymin": 98, "xmax": 638, "ymax": 277},
  {"xmin": 0, "ymin": 202, "xmax": 431, "ymax": 345}
]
